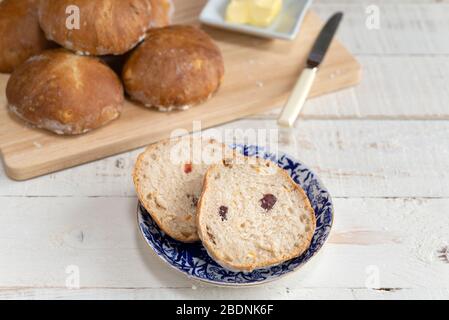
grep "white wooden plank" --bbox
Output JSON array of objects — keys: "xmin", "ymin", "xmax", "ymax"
[
  {"xmin": 205, "ymin": 120, "xmax": 449, "ymax": 199},
  {"xmin": 0, "ymin": 148, "xmax": 142, "ymax": 197},
  {"xmin": 1, "ymin": 120, "xmax": 448, "ymax": 198},
  {"xmin": 0, "ymin": 197, "xmax": 448, "ymax": 292},
  {"xmin": 1, "ymin": 287, "xmax": 448, "ymax": 300},
  {"xmin": 312, "ymin": 2, "xmax": 449, "ymax": 55},
  {"xmin": 256, "ymin": 56, "xmax": 449, "ymax": 120},
  {"xmin": 0, "ymin": 197, "xmax": 191, "ymax": 289},
  {"xmin": 303, "ymin": 2, "xmax": 449, "ymax": 120}
]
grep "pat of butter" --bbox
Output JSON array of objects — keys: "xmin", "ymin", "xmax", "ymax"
[
  {"xmin": 226, "ymin": 0, "xmax": 283, "ymax": 27},
  {"xmin": 249, "ymin": 0, "xmax": 283, "ymax": 27},
  {"xmin": 226, "ymin": 0, "xmax": 250, "ymax": 24}
]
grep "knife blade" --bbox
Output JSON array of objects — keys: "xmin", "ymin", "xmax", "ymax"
[
  {"xmin": 278, "ymin": 12, "xmax": 343, "ymax": 127},
  {"xmin": 308, "ymin": 12, "xmax": 343, "ymax": 68}
]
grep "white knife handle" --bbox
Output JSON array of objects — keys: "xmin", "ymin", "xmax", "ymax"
[{"xmin": 278, "ymin": 67, "xmax": 317, "ymax": 127}]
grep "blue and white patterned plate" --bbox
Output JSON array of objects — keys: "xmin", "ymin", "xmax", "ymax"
[{"xmin": 137, "ymin": 144, "xmax": 334, "ymax": 286}]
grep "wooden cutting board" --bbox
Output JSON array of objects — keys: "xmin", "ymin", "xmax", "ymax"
[{"xmin": 0, "ymin": 1, "xmax": 361, "ymax": 181}]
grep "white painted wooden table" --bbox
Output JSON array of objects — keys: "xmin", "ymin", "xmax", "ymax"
[{"xmin": 1, "ymin": 0, "xmax": 449, "ymax": 300}]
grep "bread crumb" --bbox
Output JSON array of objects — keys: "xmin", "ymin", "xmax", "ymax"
[{"xmin": 33, "ymin": 142, "xmax": 43, "ymax": 149}]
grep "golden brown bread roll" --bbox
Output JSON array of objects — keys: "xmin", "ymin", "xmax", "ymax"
[
  {"xmin": 99, "ymin": 0, "xmax": 173, "ymax": 74},
  {"xmin": 0, "ymin": 0, "xmax": 53, "ymax": 73},
  {"xmin": 6, "ymin": 49, "xmax": 124, "ymax": 135},
  {"xmin": 38, "ymin": 0, "xmax": 154, "ymax": 55},
  {"xmin": 122, "ymin": 25, "xmax": 225, "ymax": 111},
  {"xmin": 149, "ymin": 0, "xmax": 173, "ymax": 28}
]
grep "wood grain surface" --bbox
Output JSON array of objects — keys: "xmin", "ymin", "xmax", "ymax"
[
  {"xmin": 1, "ymin": 0, "xmax": 448, "ymax": 300},
  {"xmin": 0, "ymin": 0, "xmax": 361, "ymax": 181}
]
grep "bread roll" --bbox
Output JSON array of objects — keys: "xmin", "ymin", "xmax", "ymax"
[
  {"xmin": 6, "ymin": 49, "xmax": 124, "ymax": 135},
  {"xmin": 197, "ymin": 158, "xmax": 316, "ymax": 272},
  {"xmin": 123, "ymin": 25, "xmax": 225, "ymax": 111},
  {"xmin": 38, "ymin": 0, "xmax": 153, "ymax": 55},
  {"xmin": 0, "ymin": 0, "xmax": 53, "ymax": 73},
  {"xmin": 98, "ymin": 0, "xmax": 176, "ymax": 74},
  {"xmin": 133, "ymin": 137, "xmax": 243, "ymax": 242},
  {"xmin": 149, "ymin": 0, "xmax": 174, "ymax": 28}
]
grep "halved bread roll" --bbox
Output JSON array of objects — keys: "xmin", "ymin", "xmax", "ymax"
[
  {"xmin": 197, "ymin": 158, "xmax": 316, "ymax": 272},
  {"xmin": 133, "ymin": 137, "xmax": 242, "ymax": 242}
]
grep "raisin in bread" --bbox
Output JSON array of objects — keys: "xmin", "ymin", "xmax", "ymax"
[
  {"xmin": 133, "ymin": 137, "xmax": 242, "ymax": 242},
  {"xmin": 197, "ymin": 158, "xmax": 316, "ymax": 271}
]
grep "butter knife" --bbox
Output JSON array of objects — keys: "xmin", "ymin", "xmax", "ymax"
[{"xmin": 278, "ymin": 12, "xmax": 343, "ymax": 127}]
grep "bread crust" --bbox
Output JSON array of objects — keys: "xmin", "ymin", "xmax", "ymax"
[
  {"xmin": 0, "ymin": 0, "xmax": 53, "ymax": 73},
  {"xmin": 133, "ymin": 137, "xmax": 242, "ymax": 243},
  {"xmin": 6, "ymin": 49, "xmax": 124, "ymax": 135},
  {"xmin": 149, "ymin": 0, "xmax": 173, "ymax": 28},
  {"xmin": 196, "ymin": 158, "xmax": 317, "ymax": 272},
  {"xmin": 38, "ymin": 0, "xmax": 154, "ymax": 55},
  {"xmin": 133, "ymin": 139, "xmax": 201, "ymax": 243},
  {"xmin": 122, "ymin": 25, "xmax": 225, "ymax": 110}
]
